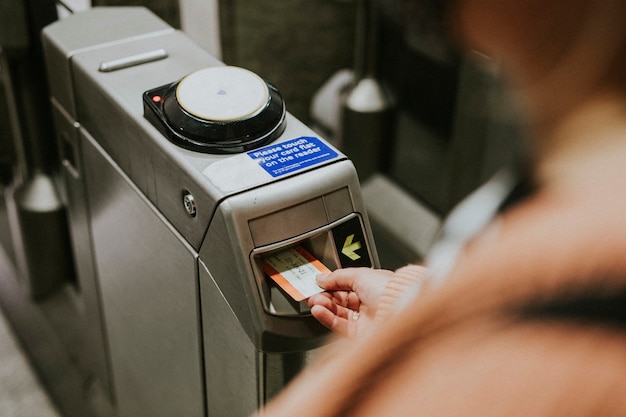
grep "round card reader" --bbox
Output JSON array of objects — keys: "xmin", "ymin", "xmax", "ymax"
[{"xmin": 143, "ymin": 66, "xmax": 287, "ymax": 154}]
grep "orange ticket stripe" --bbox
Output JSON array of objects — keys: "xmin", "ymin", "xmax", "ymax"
[
  {"xmin": 262, "ymin": 260, "xmax": 306, "ymax": 301},
  {"xmin": 293, "ymin": 246, "xmax": 332, "ymax": 274},
  {"xmin": 262, "ymin": 246, "xmax": 331, "ymax": 302}
]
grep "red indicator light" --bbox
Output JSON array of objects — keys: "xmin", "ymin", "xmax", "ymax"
[{"xmin": 152, "ymin": 95, "xmax": 163, "ymax": 103}]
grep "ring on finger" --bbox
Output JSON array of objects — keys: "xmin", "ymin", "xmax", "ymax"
[{"xmin": 352, "ymin": 310, "xmax": 360, "ymax": 321}]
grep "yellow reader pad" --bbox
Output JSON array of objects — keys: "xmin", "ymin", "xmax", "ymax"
[{"xmin": 262, "ymin": 246, "xmax": 331, "ymax": 302}]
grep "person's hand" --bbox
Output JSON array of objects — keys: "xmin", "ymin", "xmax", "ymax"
[{"xmin": 307, "ymin": 267, "xmax": 394, "ymax": 338}]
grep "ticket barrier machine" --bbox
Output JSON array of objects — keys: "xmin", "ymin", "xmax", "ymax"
[{"xmin": 42, "ymin": 7, "xmax": 378, "ymax": 417}]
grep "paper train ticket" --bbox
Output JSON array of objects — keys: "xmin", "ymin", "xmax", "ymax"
[{"xmin": 262, "ymin": 246, "xmax": 331, "ymax": 301}]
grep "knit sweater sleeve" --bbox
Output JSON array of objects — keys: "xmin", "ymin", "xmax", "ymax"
[{"xmin": 375, "ymin": 264, "xmax": 430, "ymax": 323}]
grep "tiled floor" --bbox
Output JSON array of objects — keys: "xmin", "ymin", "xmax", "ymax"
[{"xmin": 0, "ymin": 309, "xmax": 61, "ymax": 417}]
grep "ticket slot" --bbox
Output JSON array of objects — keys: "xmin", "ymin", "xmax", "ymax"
[{"xmin": 251, "ymin": 214, "xmax": 372, "ymax": 317}]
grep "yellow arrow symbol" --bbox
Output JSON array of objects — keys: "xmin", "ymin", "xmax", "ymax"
[{"xmin": 341, "ymin": 234, "xmax": 362, "ymax": 261}]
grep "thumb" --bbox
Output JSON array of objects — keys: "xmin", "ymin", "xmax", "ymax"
[{"xmin": 316, "ymin": 268, "xmax": 363, "ymax": 291}]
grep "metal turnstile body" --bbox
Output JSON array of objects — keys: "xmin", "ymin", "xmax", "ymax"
[{"xmin": 43, "ymin": 7, "xmax": 378, "ymax": 417}]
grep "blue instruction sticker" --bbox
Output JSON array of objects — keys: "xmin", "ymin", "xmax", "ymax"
[{"xmin": 247, "ymin": 136, "xmax": 338, "ymax": 178}]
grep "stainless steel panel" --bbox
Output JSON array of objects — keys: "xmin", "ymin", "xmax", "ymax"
[
  {"xmin": 249, "ymin": 197, "xmax": 326, "ymax": 247},
  {"xmin": 249, "ymin": 186, "xmax": 358, "ymax": 248},
  {"xmin": 199, "ymin": 260, "xmax": 257, "ymax": 416},
  {"xmin": 42, "ymin": 7, "xmax": 173, "ymax": 119},
  {"xmin": 52, "ymin": 100, "xmax": 113, "ymax": 400},
  {"xmin": 323, "ymin": 186, "xmax": 354, "ymax": 222},
  {"xmin": 81, "ymin": 130, "xmax": 204, "ymax": 417}
]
